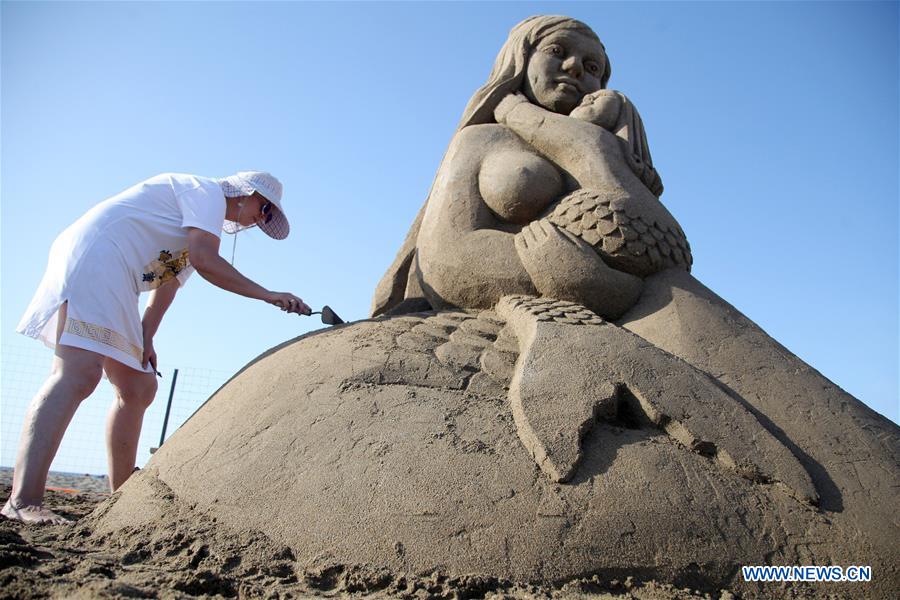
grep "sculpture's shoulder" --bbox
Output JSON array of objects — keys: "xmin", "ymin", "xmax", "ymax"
[
  {"xmin": 451, "ymin": 123, "xmax": 523, "ymax": 150},
  {"xmin": 443, "ymin": 123, "xmax": 535, "ymax": 169}
]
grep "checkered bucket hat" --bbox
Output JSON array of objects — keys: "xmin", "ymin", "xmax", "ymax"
[{"xmin": 218, "ymin": 171, "xmax": 289, "ymax": 240}]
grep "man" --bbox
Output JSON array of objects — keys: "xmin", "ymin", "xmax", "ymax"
[{"xmin": 3, "ymin": 171, "xmax": 310, "ymax": 524}]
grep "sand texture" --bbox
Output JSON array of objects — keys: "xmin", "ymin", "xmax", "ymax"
[
  {"xmin": 79, "ymin": 278, "xmax": 898, "ymax": 599},
  {"xmin": 1, "ymin": 480, "xmax": 727, "ymax": 599}
]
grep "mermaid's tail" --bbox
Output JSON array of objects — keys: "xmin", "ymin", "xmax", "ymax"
[{"xmin": 497, "ymin": 294, "xmax": 818, "ymax": 505}]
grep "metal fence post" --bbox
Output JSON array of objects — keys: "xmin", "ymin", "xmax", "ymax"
[{"xmin": 158, "ymin": 368, "xmax": 179, "ymax": 448}]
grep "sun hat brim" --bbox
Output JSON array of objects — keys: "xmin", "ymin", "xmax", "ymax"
[
  {"xmin": 219, "ymin": 172, "xmax": 289, "ymax": 240},
  {"xmin": 259, "ymin": 201, "xmax": 289, "ymax": 240}
]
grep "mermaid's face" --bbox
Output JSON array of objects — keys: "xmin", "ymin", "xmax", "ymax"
[{"xmin": 522, "ymin": 30, "xmax": 606, "ymax": 115}]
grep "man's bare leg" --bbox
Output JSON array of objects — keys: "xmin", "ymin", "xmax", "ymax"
[
  {"xmin": 2, "ymin": 303, "xmax": 104, "ymax": 524},
  {"xmin": 104, "ymin": 358, "xmax": 157, "ymax": 491}
]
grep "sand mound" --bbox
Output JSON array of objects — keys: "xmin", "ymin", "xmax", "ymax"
[
  {"xmin": 86, "ymin": 277, "xmax": 899, "ymax": 598},
  {"xmin": 1, "ymin": 483, "xmax": 723, "ymax": 599}
]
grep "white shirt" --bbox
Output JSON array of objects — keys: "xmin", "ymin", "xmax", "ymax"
[{"xmin": 65, "ymin": 173, "xmax": 226, "ymax": 292}]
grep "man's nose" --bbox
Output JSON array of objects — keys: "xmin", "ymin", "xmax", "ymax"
[{"xmin": 562, "ymin": 55, "xmax": 583, "ymax": 78}]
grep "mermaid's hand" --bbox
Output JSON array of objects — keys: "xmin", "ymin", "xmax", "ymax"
[
  {"xmin": 514, "ymin": 219, "xmax": 643, "ymax": 319},
  {"xmin": 494, "ymin": 92, "xmax": 530, "ymax": 124},
  {"xmin": 515, "ymin": 220, "xmax": 602, "ymax": 290}
]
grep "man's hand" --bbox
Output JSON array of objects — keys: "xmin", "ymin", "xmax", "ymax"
[
  {"xmin": 142, "ymin": 333, "xmax": 158, "ymax": 374},
  {"xmin": 266, "ymin": 292, "xmax": 311, "ymax": 316}
]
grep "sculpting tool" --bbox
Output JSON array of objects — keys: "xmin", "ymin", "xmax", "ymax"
[{"xmin": 308, "ymin": 305, "xmax": 344, "ymax": 325}]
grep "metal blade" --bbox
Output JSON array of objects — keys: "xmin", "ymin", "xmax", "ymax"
[{"xmin": 320, "ymin": 305, "xmax": 344, "ymax": 325}]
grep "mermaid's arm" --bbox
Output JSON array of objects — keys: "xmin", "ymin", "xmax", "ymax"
[{"xmin": 497, "ymin": 95, "xmax": 647, "ymax": 194}]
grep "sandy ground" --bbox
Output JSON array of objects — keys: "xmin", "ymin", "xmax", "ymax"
[
  {"xmin": 0, "ymin": 467, "xmax": 112, "ymax": 495},
  {"xmin": 0, "ymin": 473, "xmax": 727, "ymax": 600}
]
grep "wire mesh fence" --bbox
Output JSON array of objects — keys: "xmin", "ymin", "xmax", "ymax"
[{"xmin": 1, "ymin": 336, "xmax": 231, "ymax": 475}]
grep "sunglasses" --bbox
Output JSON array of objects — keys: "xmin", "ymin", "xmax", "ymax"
[{"xmin": 261, "ymin": 201, "xmax": 274, "ymax": 224}]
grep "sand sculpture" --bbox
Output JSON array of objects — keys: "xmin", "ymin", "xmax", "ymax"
[{"xmin": 94, "ymin": 16, "xmax": 899, "ymax": 597}]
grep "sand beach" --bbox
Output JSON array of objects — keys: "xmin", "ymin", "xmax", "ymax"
[{"xmin": 0, "ymin": 471, "xmax": 715, "ymax": 599}]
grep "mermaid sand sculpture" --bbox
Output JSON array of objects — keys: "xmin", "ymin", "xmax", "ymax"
[
  {"xmin": 95, "ymin": 15, "xmax": 898, "ymax": 597},
  {"xmin": 374, "ymin": 16, "xmax": 813, "ymax": 498}
]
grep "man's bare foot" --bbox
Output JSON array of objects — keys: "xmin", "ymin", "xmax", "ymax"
[{"xmin": 1, "ymin": 499, "xmax": 72, "ymax": 525}]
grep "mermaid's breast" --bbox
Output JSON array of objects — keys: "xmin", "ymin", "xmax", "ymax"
[
  {"xmin": 478, "ymin": 149, "xmax": 564, "ymax": 225},
  {"xmin": 546, "ymin": 188, "xmax": 692, "ymax": 277}
]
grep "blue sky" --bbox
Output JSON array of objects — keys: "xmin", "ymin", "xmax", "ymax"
[{"xmin": 2, "ymin": 0, "xmax": 897, "ymax": 471}]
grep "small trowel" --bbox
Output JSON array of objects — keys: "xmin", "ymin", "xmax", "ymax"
[{"xmin": 309, "ymin": 305, "xmax": 344, "ymax": 325}]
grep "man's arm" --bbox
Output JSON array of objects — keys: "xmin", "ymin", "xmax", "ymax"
[
  {"xmin": 143, "ymin": 279, "xmax": 178, "ymax": 339},
  {"xmin": 186, "ymin": 227, "xmax": 310, "ymax": 314},
  {"xmin": 141, "ymin": 278, "xmax": 179, "ymax": 371}
]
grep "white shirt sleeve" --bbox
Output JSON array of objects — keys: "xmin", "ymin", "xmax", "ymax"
[
  {"xmin": 176, "ymin": 182, "xmax": 226, "ymax": 238},
  {"xmin": 176, "ymin": 265, "xmax": 194, "ymax": 287}
]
